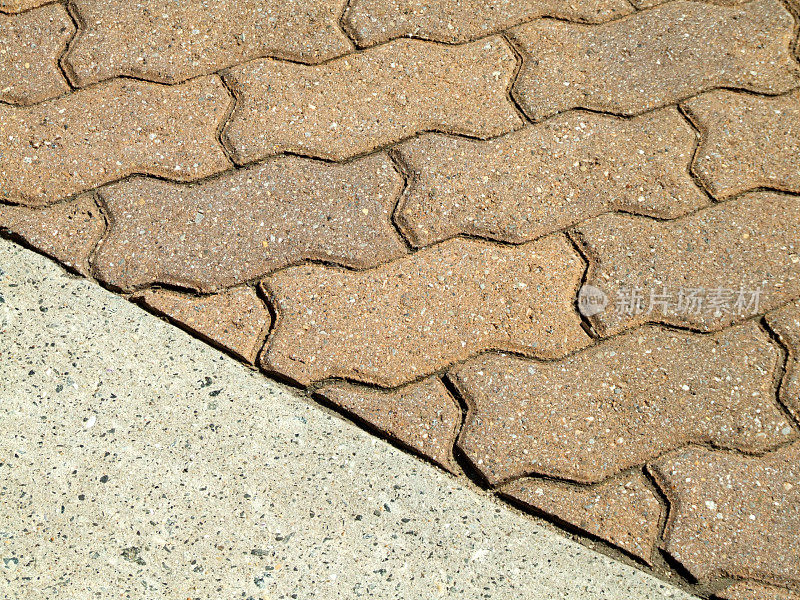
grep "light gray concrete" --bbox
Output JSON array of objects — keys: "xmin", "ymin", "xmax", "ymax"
[{"xmin": 0, "ymin": 239, "xmax": 697, "ymax": 600}]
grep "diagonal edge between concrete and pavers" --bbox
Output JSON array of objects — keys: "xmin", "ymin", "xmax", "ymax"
[{"xmin": 0, "ymin": 239, "xmax": 699, "ymax": 600}]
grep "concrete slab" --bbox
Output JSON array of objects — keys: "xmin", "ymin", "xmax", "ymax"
[{"xmin": 0, "ymin": 239, "xmax": 697, "ymax": 600}]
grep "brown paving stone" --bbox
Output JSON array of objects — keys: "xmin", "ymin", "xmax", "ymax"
[
  {"xmin": 93, "ymin": 154, "xmax": 406, "ymax": 294},
  {"xmin": 395, "ymin": 108, "xmax": 706, "ymax": 247},
  {"xmin": 0, "ymin": 4, "xmax": 73, "ymax": 105},
  {"xmin": 132, "ymin": 287, "xmax": 270, "ymax": 363},
  {"xmin": 343, "ymin": 0, "xmax": 633, "ymax": 47},
  {"xmin": 65, "ymin": 0, "xmax": 352, "ymax": 87},
  {"xmin": 0, "ymin": 0, "xmax": 52, "ymax": 13},
  {"xmin": 651, "ymin": 443, "xmax": 800, "ymax": 586},
  {"xmin": 451, "ymin": 323, "xmax": 794, "ymax": 485},
  {"xmin": 223, "ymin": 37, "xmax": 522, "ymax": 163},
  {"xmin": 509, "ymin": 0, "xmax": 800, "ymax": 122},
  {"xmin": 500, "ymin": 472, "xmax": 662, "ymax": 563},
  {"xmin": 316, "ymin": 378, "xmax": 461, "ymax": 472},
  {"xmin": 0, "ymin": 195, "xmax": 103, "ymax": 275},
  {"xmin": 262, "ymin": 235, "xmax": 590, "ymax": 387},
  {"xmin": 716, "ymin": 581, "xmax": 800, "ymax": 600},
  {"xmin": 573, "ymin": 192, "xmax": 800, "ymax": 336},
  {"xmin": 765, "ymin": 301, "xmax": 800, "ymax": 422},
  {"xmin": 632, "ymin": 0, "xmax": 750, "ymax": 7},
  {"xmin": 0, "ymin": 76, "xmax": 231, "ymax": 207},
  {"xmin": 683, "ymin": 90, "xmax": 800, "ymax": 199}
]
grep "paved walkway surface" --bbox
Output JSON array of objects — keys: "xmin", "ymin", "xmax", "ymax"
[{"xmin": 0, "ymin": 1, "xmax": 799, "ymax": 598}]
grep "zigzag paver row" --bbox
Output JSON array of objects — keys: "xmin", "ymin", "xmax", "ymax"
[{"xmin": 2, "ymin": 0, "xmax": 800, "ymax": 596}]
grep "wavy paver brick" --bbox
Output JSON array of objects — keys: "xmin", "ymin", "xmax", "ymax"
[
  {"xmin": 223, "ymin": 38, "xmax": 522, "ymax": 163},
  {"xmin": 684, "ymin": 90, "xmax": 800, "ymax": 199},
  {"xmin": 0, "ymin": 4, "xmax": 73, "ymax": 105},
  {"xmin": 0, "ymin": 195, "xmax": 103, "ymax": 276},
  {"xmin": 510, "ymin": 0, "xmax": 800, "ymax": 122},
  {"xmin": 93, "ymin": 154, "xmax": 406, "ymax": 293},
  {"xmin": 65, "ymin": 0, "xmax": 352, "ymax": 87},
  {"xmin": 451, "ymin": 323, "xmax": 793, "ymax": 485},
  {"xmin": 0, "ymin": 77, "xmax": 231, "ymax": 207},
  {"xmin": 263, "ymin": 235, "xmax": 590, "ymax": 387},
  {"xmin": 716, "ymin": 582, "xmax": 800, "ymax": 600},
  {"xmin": 574, "ymin": 192, "xmax": 800, "ymax": 335},
  {"xmin": 395, "ymin": 108, "xmax": 706, "ymax": 247},
  {"xmin": 133, "ymin": 288, "xmax": 270, "ymax": 363},
  {"xmin": 766, "ymin": 301, "xmax": 800, "ymax": 421},
  {"xmin": 501, "ymin": 473, "xmax": 662, "ymax": 562},
  {"xmin": 316, "ymin": 378, "xmax": 461, "ymax": 472},
  {"xmin": 651, "ymin": 443, "xmax": 800, "ymax": 586},
  {"xmin": 343, "ymin": 0, "xmax": 633, "ymax": 46},
  {"xmin": 0, "ymin": 0, "xmax": 52, "ymax": 13}
]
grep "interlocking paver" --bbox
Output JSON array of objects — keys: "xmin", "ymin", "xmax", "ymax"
[
  {"xmin": 510, "ymin": 0, "xmax": 800, "ymax": 122},
  {"xmin": 765, "ymin": 301, "xmax": 800, "ymax": 421},
  {"xmin": 630, "ymin": 0, "xmax": 751, "ymax": 7},
  {"xmin": 716, "ymin": 581, "xmax": 800, "ymax": 600},
  {"xmin": 651, "ymin": 443, "xmax": 800, "ymax": 586},
  {"xmin": 222, "ymin": 37, "xmax": 521, "ymax": 163},
  {"xmin": 93, "ymin": 154, "xmax": 405, "ymax": 293},
  {"xmin": 262, "ymin": 235, "xmax": 589, "ymax": 387},
  {"xmin": 0, "ymin": 195, "xmax": 103, "ymax": 276},
  {"xmin": 65, "ymin": 0, "xmax": 352, "ymax": 87},
  {"xmin": 0, "ymin": 0, "xmax": 51, "ymax": 13},
  {"xmin": 395, "ymin": 108, "xmax": 705, "ymax": 247},
  {"xmin": 501, "ymin": 473, "xmax": 662, "ymax": 562},
  {"xmin": 343, "ymin": 0, "xmax": 633, "ymax": 46},
  {"xmin": 316, "ymin": 378, "xmax": 461, "ymax": 472},
  {"xmin": 0, "ymin": 76, "xmax": 231, "ymax": 207},
  {"xmin": 684, "ymin": 90, "xmax": 800, "ymax": 199},
  {"xmin": 574, "ymin": 192, "xmax": 800, "ymax": 335},
  {"xmin": 451, "ymin": 323, "xmax": 793, "ymax": 485},
  {"xmin": 133, "ymin": 287, "xmax": 270, "ymax": 363},
  {"xmin": 0, "ymin": 4, "xmax": 73, "ymax": 105}
]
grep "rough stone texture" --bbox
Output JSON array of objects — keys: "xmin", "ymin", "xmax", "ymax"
[
  {"xmin": 766, "ymin": 301, "xmax": 800, "ymax": 421},
  {"xmin": 93, "ymin": 154, "xmax": 406, "ymax": 293},
  {"xmin": 316, "ymin": 378, "xmax": 461, "ymax": 473},
  {"xmin": 133, "ymin": 287, "xmax": 270, "ymax": 363},
  {"xmin": 574, "ymin": 192, "xmax": 800, "ymax": 336},
  {"xmin": 0, "ymin": 195, "xmax": 104, "ymax": 275},
  {"xmin": 631, "ymin": 0, "xmax": 751, "ymax": 7},
  {"xmin": 651, "ymin": 443, "xmax": 800, "ymax": 586},
  {"xmin": 223, "ymin": 37, "xmax": 522, "ymax": 163},
  {"xmin": 451, "ymin": 323, "xmax": 793, "ymax": 485},
  {"xmin": 395, "ymin": 108, "xmax": 706, "ymax": 247},
  {"xmin": 684, "ymin": 90, "xmax": 800, "ymax": 199},
  {"xmin": 0, "ymin": 76, "xmax": 232, "ymax": 207},
  {"xmin": 0, "ymin": 0, "xmax": 52, "ymax": 13},
  {"xmin": 263, "ymin": 235, "xmax": 590, "ymax": 387},
  {"xmin": 65, "ymin": 0, "xmax": 352, "ymax": 87},
  {"xmin": 0, "ymin": 4, "xmax": 73, "ymax": 105},
  {"xmin": 716, "ymin": 582, "xmax": 800, "ymax": 600},
  {"xmin": 343, "ymin": 0, "xmax": 633, "ymax": 46},
  {"xmin": 501, "ymin": 473, "xmax": 662, "ymax": 563},
  {"xmin": 510, "ymin": 0, "xmax": 800, "ymax": 122}
]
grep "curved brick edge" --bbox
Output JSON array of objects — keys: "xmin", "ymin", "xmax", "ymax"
[{"xmin": 765, "ymin": 300, "xmax": 800, "ymax": 422}]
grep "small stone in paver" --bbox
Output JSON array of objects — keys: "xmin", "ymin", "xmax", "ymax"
[
  {"xmin": 765, "ymin": 301, "xmax": 800, "ymax": 421},
  {"xmin": 344, "ymin": 0, "xmax": 632, "ymax": 46},
  {"xmin": 452, "ymin": 323, "xmax": 792, "ymax": 484},
  {"xmin": 133, "ymin": 287, "xmax": 270, "ymax": 364},
  {"xmin": 395, "ymin": 108, "xmax": 706, "ymax": 247},
  {"xmin": 316, "ymin": 378, "xmax": 461, "ymax": 473},
  {"xmin": 510, "ymin": 0, "xmax": 799, "ymax": 121},
  {"xmin": 0, "ymin": 76, "xmax": 231, "ymax": 207},
  {"xmin": 223, "ymin": 37, "xmax": 521, "ymax": 163},
  {"xmin": 715, "ymin": 581, "xmax": 800, "ymax": 600},
  {"xmin": 0, "ymin": 195, "xmax": 104, "ymax": 276},
  {"xmin": 65, "ymin": 0, "xmax": 351, "ymax": 87},
  {"xmin": 262, "ymin": 235, "xmax": 589, "ymax": 387},
  {"xmin": 93, "ymin": 154, "xmax": 405, "ymax": 293},
  {"xmin": 0, "ymin": 4, "xmax": 73, "ymax": 105},
  {"xmin": 651, "ymin": 442, "xmax": 800, "ymax": 586},
  {"xmin": 501, "ymin": 472, "xmax": 661, "ymax": 563},
  {"xmin": 683, "ymin": 90, "xmax": 800, "ymax": 199},
  {"xmin": 0, "ymin": 0, "xmax": 51, "ymax": 13},
  {"xmin": 573, "ymin": 192, "xmax": 800, "ymax": 336}
]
